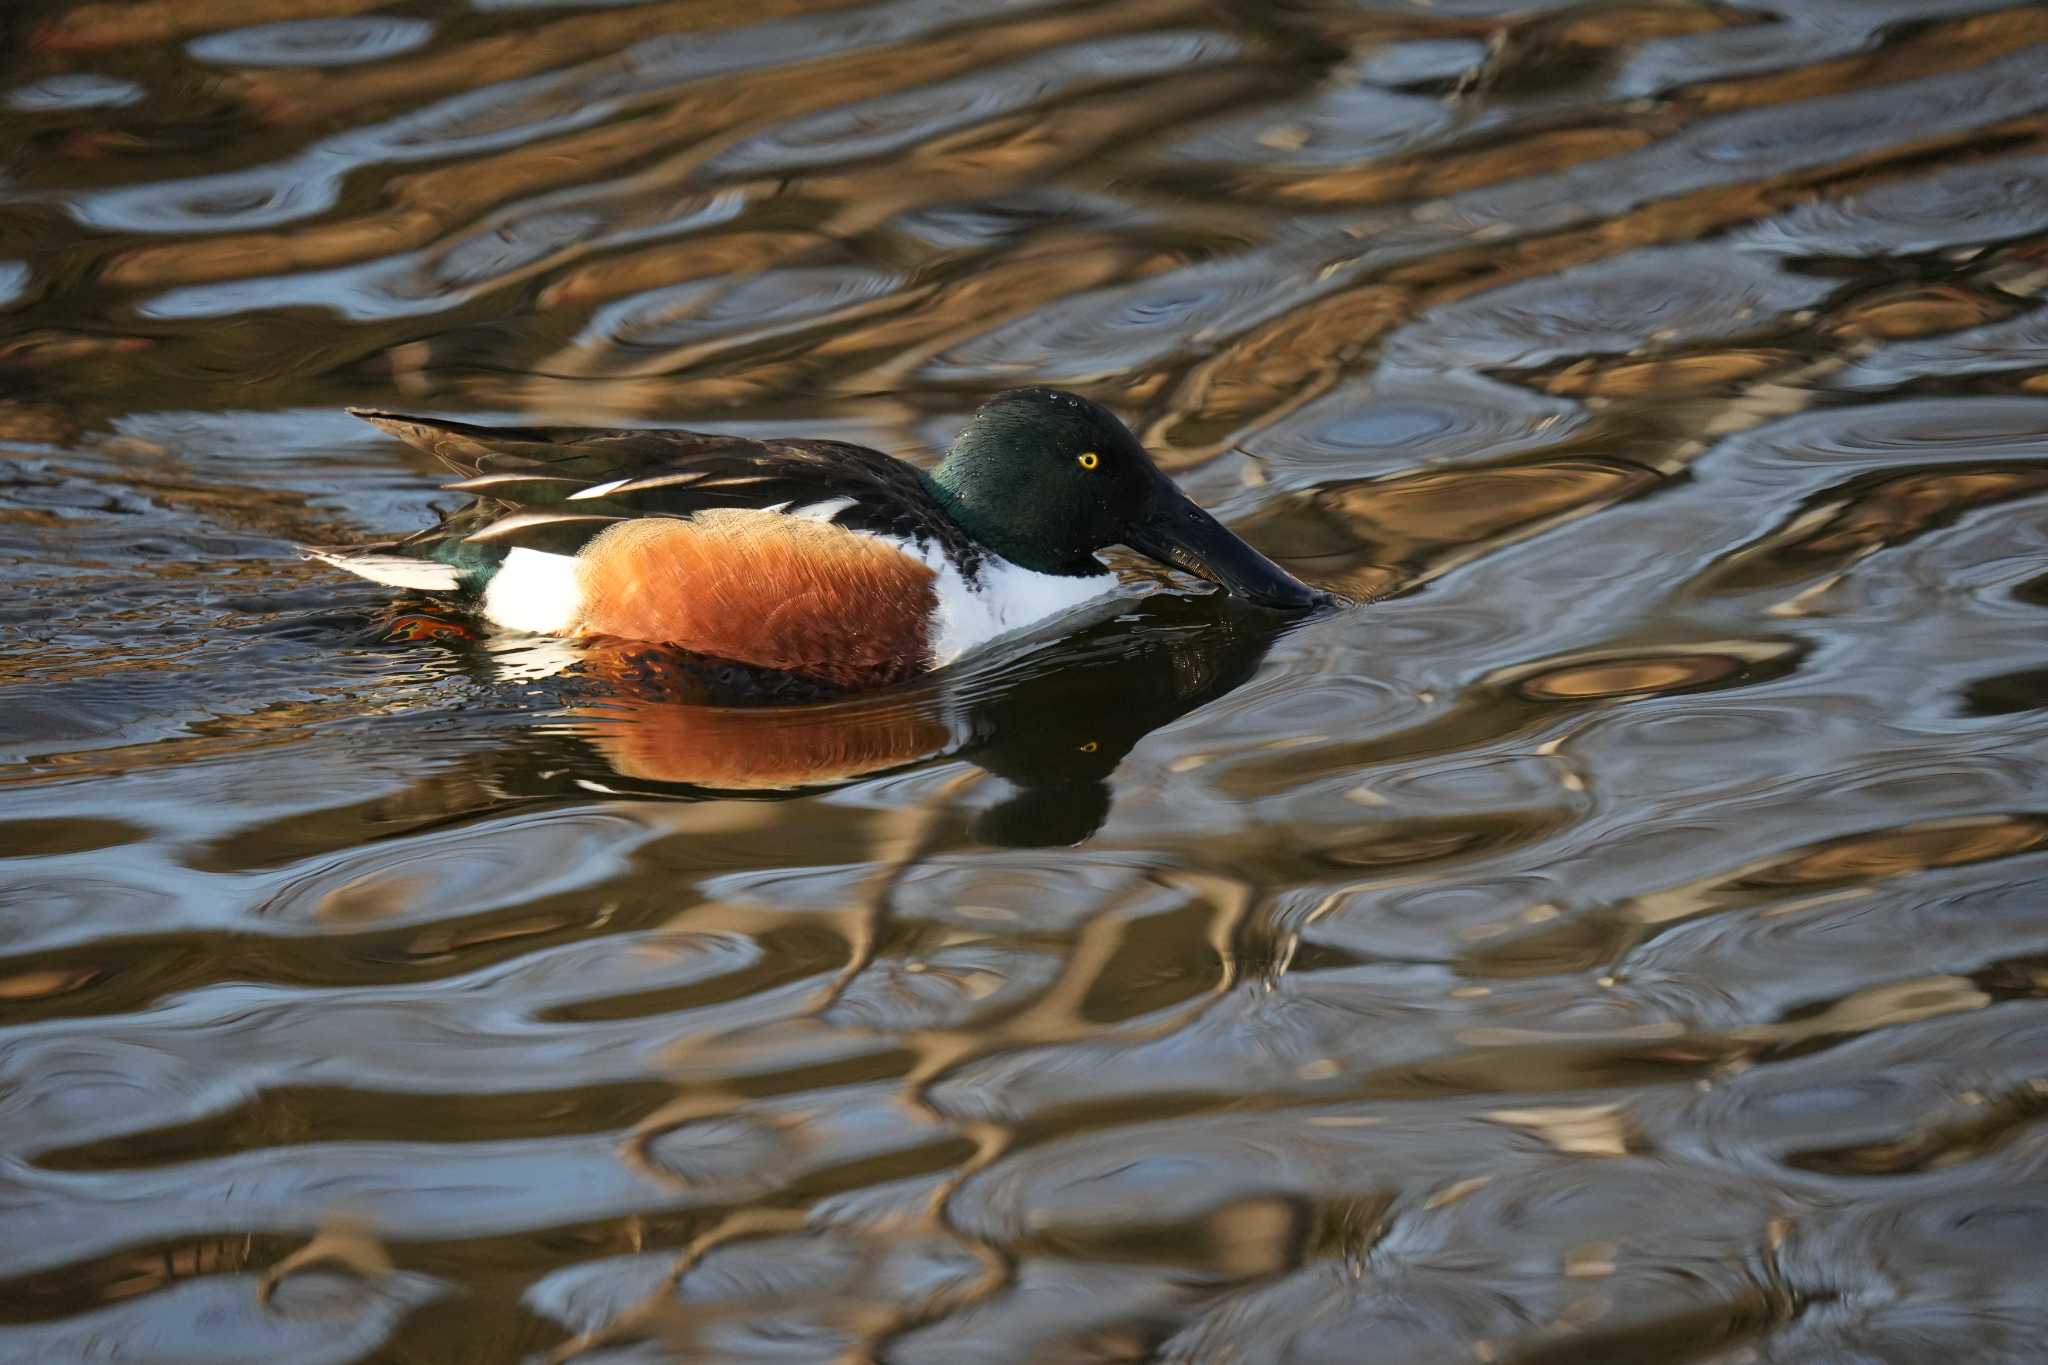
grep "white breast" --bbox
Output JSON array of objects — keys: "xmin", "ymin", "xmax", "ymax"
[{"xmin": 905, "ymin": 543, "xmax": 1122, "ymax": 668}]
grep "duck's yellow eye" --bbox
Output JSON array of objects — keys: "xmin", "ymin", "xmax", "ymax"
[{"xmin": 1077, "ymin": 451, "xmax": 1099, "ymax": 471}]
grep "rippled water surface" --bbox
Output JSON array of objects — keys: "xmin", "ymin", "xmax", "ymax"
[{"xmin": 5, "ymin": 0, "xmax": 2048, "ymax": 1359}]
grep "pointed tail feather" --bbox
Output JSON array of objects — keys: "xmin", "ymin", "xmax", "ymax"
[
  {"xmin": 304, "ymin": 545, "xmax": 464, "ymax": 592},
  {"xmin": 346, "ymin": 408, "xmax": 554, "ymax": 477}
]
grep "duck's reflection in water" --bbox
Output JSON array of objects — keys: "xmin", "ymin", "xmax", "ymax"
[{"xmin": 472, "ymin": 594, "xmax": 1293, "ymax": 846}]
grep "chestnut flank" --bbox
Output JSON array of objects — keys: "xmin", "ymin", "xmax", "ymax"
[{"xmin": 574, "ymin": 511, "xmax": 937, "ymax": 689}]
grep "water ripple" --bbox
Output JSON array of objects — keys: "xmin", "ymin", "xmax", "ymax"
[
  {"xmin": 6, "ymin": 73, "xmax": 143, "ymax": 111},
  {"xmin": 188, "ymin": 17, "xmax": 436, "ymax": 68},
  {"xmin": 6, "ymin": 0, "xmax": 2048, "ymax": 1358},
  {"xmin": 1743, "ymin": 150, "xmax": 2048, "ymax": 258},
  {"xmin": 703, "ymin": 30, "xmax": 1244, "ymax": 179}
]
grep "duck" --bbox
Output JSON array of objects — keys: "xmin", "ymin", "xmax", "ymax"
[{"xmin": 309, "ymin": 386, "xmax": 1323, "ymax": 690}]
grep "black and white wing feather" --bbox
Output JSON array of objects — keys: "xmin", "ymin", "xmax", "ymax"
[{"xmin": 315, "ymin": 411, "xmax": 980, "ymax": 586}]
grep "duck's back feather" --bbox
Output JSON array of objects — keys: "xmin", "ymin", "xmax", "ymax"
[{"xmin": 345, "ymin": 409, "xmax": 980, "ymax": 569}]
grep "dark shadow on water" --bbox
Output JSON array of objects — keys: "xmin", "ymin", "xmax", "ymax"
[
  {"xmin": 238, "ymin": 590, "xmax": 1303, "ymax": 851},
  {"xmin": 493, "ymin": 594, "xmax": 1295, "ymax": 846}
]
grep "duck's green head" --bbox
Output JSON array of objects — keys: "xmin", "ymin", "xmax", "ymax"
[{"xmin": 924, "ymin": 387, "xmax": 1322, "ymax": 608}]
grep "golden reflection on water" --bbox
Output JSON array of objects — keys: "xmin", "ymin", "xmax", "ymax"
[{"xmin": 4, "ymin": 0, "xmax": 2048, "ymax": 1360}]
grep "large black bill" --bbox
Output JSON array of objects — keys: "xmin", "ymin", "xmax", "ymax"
[{"xmin": 1123, "ymin": 486, "xmax": 1322, "ymax": 609}]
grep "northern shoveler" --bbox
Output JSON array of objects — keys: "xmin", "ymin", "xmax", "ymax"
[{"xmin": 309, "ymin": 386, "xmax": 1322, "ymax": 689}]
